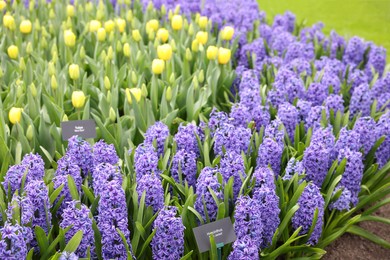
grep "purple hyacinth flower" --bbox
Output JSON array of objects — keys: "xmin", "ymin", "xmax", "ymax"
[
  {"xmin": 136, "ymin": 173, "xmax": 164, "ymax": 213},
  {"xmin": 151, "ymin": 206, "xmax": 185, "ymax": 260},
  {"xmin": 277, "ymin": 102, "xmax": 299, "ymax": 141},
  {"xmin": 219, "ymin": 151, "xmax": 246, "ymax": 199},
  {"xmin": 92, "ymin": 163, "xmax": 122, "ymax": 197},
  {"xmin": 252, "ymin": 166, "xmax": 276, "ymax": 190},
  {"xmin": 306, "ymin": 82, "xmax": 328, "ymax": 106},
  {"xmin": 325, "ymin": 94, "xmax": 344, "ymax": 113},
  {"xmin": 53, "ymin": 173, "xmax": 82, "ymax": 215},
  {"xmin": 297, "ymin": 100, "xmax": 313, "ymax": 122},
  {"xmin": 256, "ymin": 137, "xmax": 284, "ymax": 175},
  {"xmin": 171, "ymin": 149, "xmax": 197, "ymax": 187},
  {"xmin": 174, "ymin": 123, "xmax": 201, "ymax": 155},
  {"xmin": 334, "ymin": 128, "xmax": 361, "ymax": 158},
  {"xmin": 213, "ymin": 123, "xmax": 252, "ymax": 156},
  {"xmin": 353, "ymin": 116, "xmax": 377, "ymax": 154},
  {"xmin": 329, "ymin": 187, "xmax": 354, "ymax": 211},
  {"xmin": 55, "ymin": 155, "xmax": 81, "ymax": 179},
  {"xmin": 375, "ymin": 112, "xmax": 390, "ymax": 167},
  {"xmin": 228, "ymin": 236, "xmax": 259, "ymax": 260},
  {"xmin": 303, "ymin": 141, "xmax": 330, "ymax": 187},
  {"xmin": 366, "ymin": 45, "xmax": 386, "ymax": 77},
  {"xmin": 0, "ymin": 223, "xmax": 28, "ymax": 259},
  {"xmin": 93, "ymin": 140, "xmax": 119, "ymax": 168},
  {"xmin": 343, "ymin": 36, "xmax": 367, "ymax": 66},
  {"xmin": 2, "ymin": 164, "xmax": 26, "ymax": 195},
  {"xmin": 348, "ymin": 69, "xmax": 369, "ymax": 92},
  {"xmin": 66, "ymin": 136, "xmax": 93, "ymax": 177},
  {"xmin": 134, "ymin": 143, "xmax": 160, "ymax": 180},
  {"xmin": 283, "ymin": 157, "xmax": 305, "ymax": 180},
  {"xmin": 349, "ymin": 83, "xmax": 373, "ymax": 117},
  {"xmin": 144, "ymin": 121, "xmax": 170, "ymax": 157},
  {"xmin": 292, "ymin": 183, "xmax": 324, "ymax": 245},
  {"xmin": 305, "ymin": 106, "xmax": 328, "ymax": 130},
  {"xmin": 229, "ymin": 103, "xmax": 252, "ymax": 128}
]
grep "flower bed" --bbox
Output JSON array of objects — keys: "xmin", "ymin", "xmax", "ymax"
[{"xmin": 1, "ymin": 0, "xmax": 390, "ymax": 259}]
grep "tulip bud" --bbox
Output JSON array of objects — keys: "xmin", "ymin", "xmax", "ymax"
[
  {"xmin": 100, "ymin": 50, "xmax": 107, "ymax": 62},
  {"xmin": 198, "ymin": 69, "xmax": 204, "ymax": 84},
  {"xmin": 218, "ymin": 47, "xmax": 231, "ymax": 65},
  {"xmin": 97, "ymin": 28, "xmax": 106, "ymax": 41},
  {"xmin": 26, "ymin": 42, "xmax": 33, "ymax": 55},
  {"xmin": 126, "ymin": 88, "xmax": 142, "ymax": 104},
  {"xmin": 103, "ymin": 21, "xmax": 112, "ymax": 35},
  {"xmin": 166, "ymin": 86, "xmax": 172, "ymax": 102},
  {"xmin": 191, "ymin": 39, "xmax": 199, "ymax": 52},
  {"xmin": 141, "ymin": 83, "xmax": 148, "ymax": 97},
  {"xmin": 26, "ymin": 125, "xmax": 34, "ymax": 141},
  {"xmin": 121, "ymin": 32, "xmax": 127, "ymax": 43},
  {"xmin": 116, "ymin": 18, "xmax": 126, "ymax": 33},
  {"xmin": 116, "ymin": 41, "xmax": 122, "ymax": 53},
  {"xmin": 16, "ymin": 82, "xmax": 24, "ymax": 98},
  {"xmin": 221, "ymin": 26, "xmax": 235, "ymax": 41},
  {"xmin": 183, "ymin": 18, "xmax": 189, "ymax": 30},
  {"xmin": 198, "ymin": 16, "xmax": 208, "ymax": 29},
  {"xmin": 106, "ymin": 46, "xmax": 113, "ymax": 60},
  {"xmin": 29, "ymin": 83, "xmax": 37, "ymax": 97},
  {"xmin": 132, "ymin": 29, "xmax": 142, "ymax": 42},
  {"xmin": 185, "ymin": 48, "xmax": 192, "ymax": 61},
  {"xmin": 62, "ymin": 114, "xmax": 69, "ymax": 122},
  {"xmin": 69, "ymin": 64, "xmax": 80, "ymax": 80},
  {"xmin": 101, "ymin": 77, "xmax": 109, "ymax": 91},
  {"xmin": 152, "ymin": 59, "xmax": 165, "ymax": 74},
  {"xmin": 20, "ymin": 20, "xmax": 32, "ymax": 34},
  {"xmin": 157, "ymin": 28, "xmax": 169, "ymax": 43},
  {"xmin": 41, "ymin": 37, "xmax": 48, "ymax": 49},
  {"xmin": 193, "ymin": 76, "xmax": 199, "ymax": 90},
  {"xmin": 19, "ymin": 57, "xmax": 26, "ymax": 71},
  {"xmin": 51, "ymin": 75, "xmax": 58, "ymax": 90},
  {"xmin": 72, "ymin": 90, "xmax": 86, "ymax": 108},
  {"xmin": 171, "ymin": 15, "xmax": 183, "ymax": 30},
  {"xmin": 0, "ymin": 68, "xmax": 3, "ymax": 78},
  {"xmin": 169, "ymin": 73, "xmax": 175, "ymax": 84},
  {"xmin": 9, "ymin": 107, "xmax": 23, "ymax": 124},
  {"xmin": 123, "ymin": 43, "xmax": 131, "ymax": 57},
  {"xmin": 49, "ymin": 9, "xmax": 55, "ymax": 19},
  {"xmin": 89, "ymin": 20, "xmax": 101, "ymax": 32},
  {"xmin": 67, "ymin": 5, "xmax": 75, "ymax": 17},
  {"xmin": 157, "ymin": 44, "xmax": 173, "ymax": 61},
  {"xmin": 0, "ymin": 1, "xmax": 6, "ymax": 11},
  {"xmin": 188, "ymin": 23, "xmax": 194, "ymax": 36},
  {"xmin": 7, "ymin": 45, "xmax": 18, "ymax": 59},
  {"xmin": 146, "ymin": 19, "xmax": 159, "ymax": 32},
  {"xmin": 34, "ymin": 19, "xmax": 41, "ymax": 31},
  {"xmin": 136, "ymin": 50, "xmax": 142, "ymax": 64},
  {"xmin": 109, "ymin": 107, "xmax": 116, "ymax": 122},
  {"xmin": 126, "ymin": 10, "xmax": 133, "ymax": 22},
  {"xmin": 85, "ymin": 2, "xmax": 93, "ymax": 12},
  {"xmin": 170, "ymin": 39, "xmax": 177, "ymax": 51},
  {"xmin": 207, "ymin": 45, "xmax": 218, "ymax": 60},
  {"xmin": 3, "ymin": 14, "xmax": 15, "ymax": 30},
  {"xmin": 64, "ymin": 30, "xmax": 76, "ymax": 47},
  {"xmin": 96, "ymin": 9, "xmax": 104, "ymax": 20},
  {"xmin": 161, "ymin": 4, "xmax": 167, "ymax": 16},
  {"xmin": 79, "ymin": 46, "xmax": 86, "ymax": 59},
  {"xmin": 131, "ymin": 71, "xmax": 137, "ymax": 85},
  {"xmin": 196, "ymin": 31, "xmax": 208, "ymax": 45}
]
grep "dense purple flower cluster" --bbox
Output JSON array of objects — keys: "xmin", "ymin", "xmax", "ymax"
[
  {"xmin": 213, "ymin": 123, "xmax": 252, "ymax": 156},
  {"xmin": 375, "ymin": 112, "xmax": 390, "ymax": 167},
  {"xmin": 349, "ymin": 83, "xmax": 373, "ymax": 117},
  {"xmin": 292, "ymin": 183, "xmax": 325, "ymax": 245},
  {"xmin": 55, "ymin": 155, "xmax": 82, "ymax": 180},
  {"xmin": 0, "ymin": 223, "xmax": 28, "ymax": 259},
  {"xmin": 66, "ymin": 136, "xmax": 93, "ymax": 177},
  {"xmin": 53, "ymin": 173, "xmax": 82, "ymax": 215},
  {"xmin": 134, "ymin": 143, "xmax": 160, "ymax": 180},
  {"xmin": 92, "ymin": 163, "xmax": 122, "ymax": 197},
  {"xmin": 174, "ymin": 123, "xmax": 202, "ymax": 155},
  {"xmin": 257, "ymin": 138, "xmax": 283, "ymax": 175},
  {"xmin": 60, "ymin": 201, "xmax": 95, "ymax": 258},
  {"xmin": 219, "ymin": 151, "xmax": 246, "ymax": 199},
  {"xmin": 98, "ymin": 181, "xmax": 131, "ymax": 259},
  {"xmin": 252, "ymin": 166, "xmax": 275, "ymax": 190},
  {"xmin": 194, "ymin": 167, "xmax": 223, "ymax": 222},
  {"xmin": 277, "ymin": 102, "xmax": 299, "ymax": 141},
  {"xmin": 228, "ymin": 236, "xmax": 259, "ymax": 260},
  {"xmin": 136, "ymin": 173, "xmax": 164, "ymax": 212},
  {"xmin": 92, "ymin": 140, "xmax": 119, "ymax": 168},
  {"xmin": 233, "ymin": 196, "xmax": 263, "ymax": 247},
  {"xmin": 145, "ymin": 121, "xmax": 170, "ymax": 157},
  {"xmin": 151, "ymin": 206, "xmax": 185, "ymax": 260},
  {"xmin": 353, "ymin": 116, "xmax": 377, "ymax": 154},
  {"xmin": 325, "ymin": 94, "xmax": 344, "ymax": 113},
  {"xmin": 303, "ymin": 140, "xmax": 330, "ymax": 187},
  {"xmin": 171, "ymin": 149, "xmax": 198, "ymax": 187},
  {"xmin": 2, "ymin": 165, "xmax": 26, "ymax": 195},
  {"xmin": 283, "ymin": 157, "xmax": 305, "ymax": 180}
]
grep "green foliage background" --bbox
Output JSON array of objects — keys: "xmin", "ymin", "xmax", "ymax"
[{"xmin": 258, "ymin": 0, "xmax": 390, "ymax": 56}]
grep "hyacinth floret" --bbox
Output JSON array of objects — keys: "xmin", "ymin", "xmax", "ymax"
[
  {"xmin": 353, "ymin": 116, "xmax": 377, "ymax": 154},
  {"xmin": 0, "ymin": 223, "xmax": 28, "ymax": 259},
  {"xmin": 292, "ymin": 183, "xmax": 324, "ymax": 245},
  {"xmin": 136, "ymin": 173, "xmax": 164, "ymax": 213},
  {"xmin": 228, "ymin": 236, "xmax": 259, "ymax": 260},
  {"xmin": 277, "ymin": 102, "xmax": 299, "ymax": 141},
  {"xmin": 134, "ymin": 143, "xmax": 160, "ymax": 180},
  {"xmin": 171, "ymin": 149, "xmax": 198, "ymax": 187},
  {"xmin": 219, "ymin": 151, "xmax": 246, "ymax": 199},
  {"xmin": 256, "ymin": 137, "xmax": 283, "ymax": 175},
  {"xmin": 93, "ymin": 163, "xmax": 123, "ymax": 197},
  {"xmin": 174, "ymin": 123, "xmax": 201, "ymax": 155},
  {"xmin": 213, "ymin": 123, "xmax": 252, "ymax": 156},
  {"xmin": 66, "ymin": 136, "xmax": 93, "ymax": 177},
  {"xmin": 151, "ymin": 206, "xmax": 185, "ymax": 260},
  {"xmin": 93, "ymin": 140, "xmax": 119, "ymax": 168},
  {"xmin": 144, "ymin": 121, "xmax": 170, "ymax": 157}
]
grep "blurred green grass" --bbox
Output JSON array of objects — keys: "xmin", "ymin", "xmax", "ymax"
[{"xmin": 258, "ymin": 0, "xmax": 390, "ymax": 53}]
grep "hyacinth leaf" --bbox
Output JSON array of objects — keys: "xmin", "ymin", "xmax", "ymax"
[
  {"xmin": 41, "ymin": 226, "xmax": 71, "ymax": 260},
  {"xmin": 90, "ymin": 196, "xmax": 100, "ymax": 216},
  {"xmin": 67, "ymin": 175, "xmax": 80, "ymax": 201},
  {"xmin": 302, "ymin": 208, "xmax": 319, "ymax": 245},
  {"xmin": 92, "ymin": 220, "xmax": 103, "ymax": 260},
  {"xmin": 49, "ymin": 184, "xmax": 64, "ymax": 204},
  {"xmin": 132, "ymin": 191, "xmax": 146, "ymax": 253},
  {"xmin": 81, "ymin": 185, "xmax": 95, "ymax": 204},
  {"xmin": 358, "ymin": 215, "xmax": 390, "ymax": 226},
  {"xmin": 321, "ymin": 159, "xmax": 339, "ymax": 191},
  {"xmin": 138, "ymin": 228, "xmax": 157, "ymax": 258},
  {"xmin": 354, "ymin": 183, "xmax": 390, "ymax": 213},
  {"xmin": 35, "ymin": 226, "xmax": 49, "ymax": 255},
  {"xmin": 363, "ymin": 136, "xmax": 385, "ymax": 169},
  {"xmin": 363, "ymin": 197, "xmax": 390, "ymax": 216},
  {"xmin": 324, "ymin": 175, "xmax": 342, "ymax": 209},
  {"xmin": 63, "ymin": 230, "xmax": 83, "ymax": 253},
  {"xmin": 26, "ymin": 249, "xmax": 34, "ymax": 260},
  {"xmin": 180, "ymin": 250, "xmax": 194, "ymax": 260},
  {"xmin": 264, "ymin": 226, "xmax": 304, "ymax": 259},
  {"xmin": 277, "ymin": 204, "xmax": 300, "ymax": 241},
  {"xmin": 209, "ymin": 234, "xmax": 218, "ymax": 260},
  {"xmin": 116, "ymin": 228, "xmax": 134, "ymax": 260},
  {"xmin": 0, "ymin": 137, "xmax": 12, "ymax": 175},
  {"xmin": 365, "ymin": 160, "xmax": 390, "ymax": 191},
  {"xmin": 361, "ymin": 164, "xmax": 378, "ymax": 186},
  {"xmin": 347, "ymin": 225, "xmax": 390, "ymax": 249},
  {"xmin": 135, "ymin": 221, "xmax": 147, "ymax": 240},
  {"xmin": 188, "ymin": 206, "xmax": 205, "ymax": 225},
  {"xmin": 287, "ymin": 181, "xmax": 307, "ymax": 211}
]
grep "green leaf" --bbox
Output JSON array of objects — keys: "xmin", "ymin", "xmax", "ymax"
[
  {"xmin": 34, "ymin": 226, "xmax": 49, "ymax": 255},
  {"xmin": 63, "ymin": 230, "xmax": 83, "ymax": 253},
  {"xmin": 67, "ymin": 175, "xmax": 80, "ymax": 201},
  {"xmin": 49, "ymin": 184, "xmax": 64, "ymax": 204},
  {"xmin": 180, "ymin": 250, "xmax": 194, "ymax": 260},
  {"xmin": 347, "ymin": 225, "xmax": 390, "ymax": 249}
]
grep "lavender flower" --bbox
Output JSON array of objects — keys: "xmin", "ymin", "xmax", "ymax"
[
  {"xmin": 228, "ymin": 236, "xmax": 259, "ymax": 260},
  {"xmin": 171, "ymin": 149, "xmax": 197, "ymax": 187},
  {"xmin": 0, "ymin": 223, "xmax": 28, "ymax": 259},
  {"xmin": 213, "ymin": 123, "xmax": 252, "ymax": 156},
  {"xmin": 134, "ymin": 143, "xmax": 160, "ymax": 180},
  {"xmin": 219, "ymin": 151, "xmax": 246, "ymax": 199},
  {"xmin": 98, "ymin": 181, "xmax": 131, "ymax": 260},
  {"xmin": 253, "ymin": 186, "xmax": 280, "ymax": 248},
  {"xmin": 60, "ymin": 201, "xmax": 95, "ymax": 258},
  {"xmin": 66, "ymin": 136, "xmax": 93, "ymax": 177},
  {"xmin": 194, "ymin": 167, "xmax": 223, "ymax": 222},
  {"xmin": 145, "ymin": 121, "xmax": 170, "ymax": 157},
  {"xmin": 93, "ymin": 140, "xmax": 119, "ymax": 168},
  {"xmin": 136, "ymin": 173, "xmax": 164, "ymax": 212},
  {"xmin": 233, "ymin": 196, "xmax": 263, "ymax": 247},
  {"xmin": 353, "ymin": 116, "xmax": 377, "ymax": 154},
  {"xmin": 256, "ymin": 138, "xmax": 283, "ymax": 175},
  {"xmin": 349, "ymin": 83, "xmax": 373, "ymax": 117},
  {"xmin": 277, "ymin": 102, "xmax": 299, "ymax": 141},
  {"xmin": 151, "ymin": 206, "xmax": 185, "ymax": 260},
  {"xmin": 93, "ymin": 163, "xmax": 122, "ymax": 197},
  {"xmin": 174, "ymin": 123, "xmax": 201, "ymax": 155},
  {"xmin": 292, "ymin": 183, "xmax": 324, "ymax": 245}
]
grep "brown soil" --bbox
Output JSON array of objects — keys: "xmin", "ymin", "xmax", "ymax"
[{"xmin": 324, "ymin": 201, "xmax": 390, "ymax": 259}]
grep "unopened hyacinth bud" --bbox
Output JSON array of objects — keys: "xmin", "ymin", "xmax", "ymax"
[
  {"xmin": 171, "ymin": 149, "xmax": 198, "ymax": 187},
  {"xmin": 219, "ymin": 151, "xmax": 246, "ymax": 199},
  {"xmin": 257, "ymin": 138, "xmax": 284, "ymax": 175},
  {"xmin": 98, "ymin": 181, "xmax": 132, "ymax": 259},
  {"xmin": 195, "ymin": 167, "xmax": 223, "ymax": 222},
  {"xmin": 66, "ymin": 136, "xmax": 93, "ymax": 176},
  {"xmin": 93, "ymin": 140, "xmax": 119, "ymax": 167},
  {"xmin": 233, "ymin": 196, "xmax": 263, "ymax": 247},
  {"xmin": 0, "ymin": 223, "xmax": 28, "ymax": 259},
  {"xmin": 144, "ymin": 121, "xmax": 170, "ymax": 157},
  {"xmin": 136, "ymin": 173, "xmax": 164, "ymax": 213},
  {"xmin": 151, "ymin": 207, "xmax": 185, "ymax": 260},
  {"xmin": 60, "ymin": 201, "xmax": 95, "ymax": 258},
  {"xmin": 292, "ymin": 183, "xmax": 324, "ymax": 245}
]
